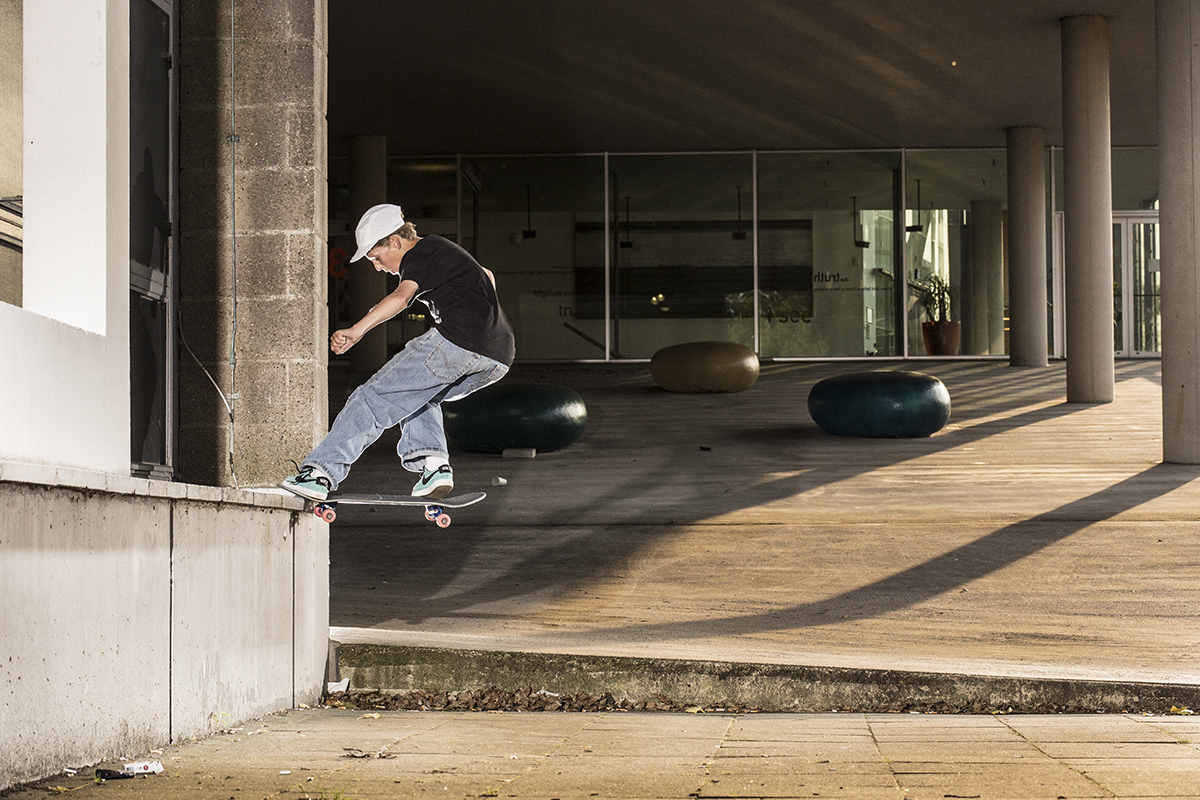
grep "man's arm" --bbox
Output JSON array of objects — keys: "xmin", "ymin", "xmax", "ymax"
[{"xmin": 331, "ymin": 279, "xmax": 419, "ymax": 355}]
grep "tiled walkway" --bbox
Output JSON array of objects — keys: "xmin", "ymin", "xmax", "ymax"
[{"xmin": 12, "ymin": 709, "xmax": 1200, "ymax": 799}]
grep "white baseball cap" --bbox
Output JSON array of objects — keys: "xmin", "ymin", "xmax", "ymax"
[{"xmin": 351, "ymin": 204, "xmax": 406, "ymax": 262}]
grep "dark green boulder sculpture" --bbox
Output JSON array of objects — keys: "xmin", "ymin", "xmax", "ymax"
[
  {"xmin": 444, "ymin": 382, "xmax": 588, "ymax": 454},
  {"xmin": 807, "ymin": 371, "xmax": 951, "ymax": 438}
]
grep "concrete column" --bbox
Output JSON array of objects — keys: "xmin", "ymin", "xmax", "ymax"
[
  {"xmin": 1157, "ymin": 0, "xmax": 1200, "ymax": 463},
  {"xmin": 1007, "ymin": 126, "xmax": 1049, "ymax": 366},
  {"xmin": 1061, "ymin": 15, "xmax": 1115, "ymax": 402},
  {"xmin": 177, "ymin": 0, "xmax": 329, "ymax": 486},
  {"xmin": 969, "ymin": 200, "xmax": 1003, "ymax": 354},
  {"xmin": 347, "ymin": 135, "xmax": 390, "ymax": 374}
]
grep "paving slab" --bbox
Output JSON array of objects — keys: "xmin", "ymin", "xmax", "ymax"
[{"xmin": 14, "ymin": 711, "xmax": 1200, "ymax": 800}]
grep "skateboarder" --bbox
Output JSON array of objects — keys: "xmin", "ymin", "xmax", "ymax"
[{"xmin": 282, "ymin": 203, "xmax": 514, "ymax": 502}]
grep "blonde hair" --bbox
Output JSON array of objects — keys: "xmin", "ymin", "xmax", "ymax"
[{"xmin": 374, "ymin": 221, "xmax": 419, "ymax": 250}]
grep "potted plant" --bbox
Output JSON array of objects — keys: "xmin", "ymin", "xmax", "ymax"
[{"xmin": 914, "ymin": 273, "xmax": 961, "ymax": 356}]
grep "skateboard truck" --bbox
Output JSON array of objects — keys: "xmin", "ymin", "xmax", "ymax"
[
  {"xmin": 300, "ymin": 491, "xmax": 485, "ymax": 527},
  {"xmin": 313, "ymin": 499, "xmax": 463, "ymax": 527}
]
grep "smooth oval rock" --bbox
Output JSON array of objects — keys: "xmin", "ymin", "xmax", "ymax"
[
  {"xmin": 807, "ymin": 370, "xmax": 951, "ymax": 438},
  {"xmin": 444, "ymin": 382, "xmax": 588, "ymax": 454},
  {"xmin": 650, "ymin": 341, "xmax": 759, "ymax": 393}
]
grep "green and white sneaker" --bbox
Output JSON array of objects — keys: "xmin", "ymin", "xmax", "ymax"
[
  {"xmin": 281, "ymin": 465, "xmax": 332, "ymax": 501},
  {"xmin": 413, "ymin": 464, "xmax": 453, "ymax": 499}
]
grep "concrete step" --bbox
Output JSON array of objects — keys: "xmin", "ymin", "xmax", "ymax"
[{"xmin": 334, "ymin": 642, "xmax": 1200, "ymax": 715}]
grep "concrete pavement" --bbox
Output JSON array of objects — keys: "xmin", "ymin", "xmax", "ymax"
[
  {"xmin": 10, "ymin": 708, "xmax": 1200, "ymax": 799},
  {"xmin": 12, "ymin": 358, "xmax": 1200, "ymax": 799},
  {"xmin": 327, "ymin": 360, "xmax": 1200, "ymax": 701}
]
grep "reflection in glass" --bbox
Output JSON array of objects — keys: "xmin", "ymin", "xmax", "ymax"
[
  {"xmin": 129, "ymin": 0, "xmax": 173, "ymax": 475},
  {"xmin": 1132, "ymin": 222, "xmax": 1160, "ymax": 354},
  {"xmin": 605, "ymin": 154, "xmax": 755, "ymax": 358},
  {"xmin": 463, "ymin": 155, "xmax": 606, "ymax": 360},
  {"xmin": 757, "ymin": 152, "xmax": 899, "ymax": 357},
  {"xmin": 1112, "ymin": 216, "xmax": 1161, "ymax": 356},
  {"xmin": 904, "ymin": 150, "xmax": 1007, "ymax": 356}
]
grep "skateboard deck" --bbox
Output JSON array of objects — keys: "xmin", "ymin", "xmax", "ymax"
[{"xmin": 312, "ymin": 491, "xmax": 485, "ymax": 527}]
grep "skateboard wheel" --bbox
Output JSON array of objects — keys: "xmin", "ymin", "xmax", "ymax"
[
  {"xmin": 435, "ymin": 513, "xmax": 452, "ymax": 528},
  {"xmin": 321, "ymin": 507, "xmax": 336, "ymax": 523}
]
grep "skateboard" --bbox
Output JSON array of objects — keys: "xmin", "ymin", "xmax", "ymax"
[{"xmin": 311, "ymin": 491, "xmax": 486, "ymax": 527}]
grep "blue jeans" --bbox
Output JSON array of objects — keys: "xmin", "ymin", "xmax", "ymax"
[{"xmin": 304, "ymin": 328, "xmax": 509, "ymax": 490}]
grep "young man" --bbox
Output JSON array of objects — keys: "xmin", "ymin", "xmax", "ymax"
[{"xmin": 281, "ymin": 203, "xmax": 514, "ymax": 502}]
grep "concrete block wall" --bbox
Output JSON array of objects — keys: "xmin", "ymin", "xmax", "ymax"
[
  {"xmin": 0, "ymin": 471, "xmax": 328, "ymax": 790},
  {"xmin": 177, "ymin": 0, "xmax": 329, "ymax": 487}
]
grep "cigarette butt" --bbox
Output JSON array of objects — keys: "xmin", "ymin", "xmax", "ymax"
[
  {"xmin": 491, "ymin": 476, "xmax": 507, "ymax": 486},
  {"xmin": 502, "ymin": 448, "xmax": 537, "ymax": 459}
]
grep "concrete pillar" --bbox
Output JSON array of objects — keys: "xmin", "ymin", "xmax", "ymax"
[
  {"xmin": 1157, "ymin": 0, "xmax": 1200, "ymax": 463},
  {"xmin": 177, "ymin": 0, "xmax": 329, "ymax": 486},
  {"xmin": 969, "ymin": 200, "xmax": 1003, "ymax": 354},
  {"xmin": 347, "ymin": 135, "xmax": 390, "ymax": 374},
  {"xmin": 1007, "ymin": 126, "xmax": 1049, "ymax": 366},
  {"xmin": 1061, "ymin": 15, "xmax": 1115, "ymax": 403}
]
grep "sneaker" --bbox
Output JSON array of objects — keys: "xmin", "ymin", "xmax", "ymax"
[
  {"xmin": 412, "ymin": 464, "xmax": 454, "ymax": 499},
  {"xmin": 281, "ymin": 465, "xmax": 332, "ymax": 501}
]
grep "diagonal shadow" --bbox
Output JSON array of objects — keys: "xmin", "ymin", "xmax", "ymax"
[
  {"xmin": 330, "ymin": 361, "xmax": 1173, "ymax": 627},
  {"xmin": 531, "ymin": 462, "xmax": 1199, "ymax": 642},
  {"xmin": 332, "ymin": 398, "xmax": 1097, "ymax": 625}
]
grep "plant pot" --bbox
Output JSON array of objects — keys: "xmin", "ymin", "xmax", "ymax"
[{"xmin": 921, "ymin": 320, "xmax": 961, "ymax": 356}]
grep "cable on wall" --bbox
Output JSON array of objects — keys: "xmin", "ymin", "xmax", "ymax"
[{"xmin": 225, "ymin": 0, "xmax": 240, "ymax": 488}]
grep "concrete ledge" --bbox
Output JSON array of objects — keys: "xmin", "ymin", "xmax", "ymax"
[
  {"xmin": 0, "ymin": 477, "xmax": 325, "ymax": 790},
  {"xmin": 336, "ymin": 644, "xmax": 1200, "ymax": 714},
  {"xmin": 0, "ymin": 460, "xmax": 307, "ymax": 511}
]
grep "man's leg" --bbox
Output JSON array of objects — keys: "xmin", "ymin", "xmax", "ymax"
[
  {"xmin": 395, "ymin": 344, "xmax": 509, "ymax": 497},
  {"xmin": 297, "ymin": 330, "xmax": 461, "ymax": 490},
  {"xmin": 397, "ymin": 362, "xmax": 509, "ymax": 472}
]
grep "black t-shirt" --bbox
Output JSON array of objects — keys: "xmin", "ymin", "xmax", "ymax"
[{"xmin": 398, "ymin": 235, "xmax": 516, "ymax": 366}]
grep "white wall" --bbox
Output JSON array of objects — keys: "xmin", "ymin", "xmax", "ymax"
[{"xmin": 0, "ymin": 0, "xmax": 130, "ymax": 474}]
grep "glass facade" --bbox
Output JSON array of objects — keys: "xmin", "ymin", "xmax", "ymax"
[
  {"xmin": 342, "ymin": 146, "xmax": 1159, "ymax": 362},
  {"xmin": 757, "ymin": 152, "xmax": 900, "ymax": 357},
  {"xmin": 904, "ymin": 150, "xmax": 1009, "ymax": 357},
  {"xmin": 461, "ymin": 155, "xmax": 607, "ymax": 359},
  {"xmin": 605, "ymin": 153, "xmax": 755, "ymax": 358}
]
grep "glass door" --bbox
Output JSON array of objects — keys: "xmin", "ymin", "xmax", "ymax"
[{"xmin": 1113, "ymin": 212, "xmax": 1161, "ymax": 356}]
